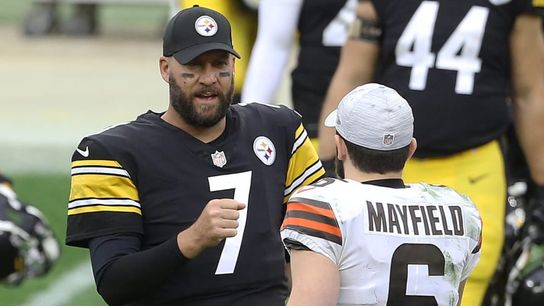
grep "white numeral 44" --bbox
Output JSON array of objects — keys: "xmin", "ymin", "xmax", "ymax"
[{"xmin": 395, "ymin": 1, "xmax": 489, "ymax": 94}]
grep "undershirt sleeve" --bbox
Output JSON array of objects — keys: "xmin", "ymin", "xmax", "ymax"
[
  {"xmin": 241, "ymin": 0, "xmax": 303, "ymax": 104},
  {"xmin": 89, "ymin": 234, "xmax": 188, "ymax": 306}
]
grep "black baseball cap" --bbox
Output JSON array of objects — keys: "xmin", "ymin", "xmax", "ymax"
[{"xmin": 163, "ymin": 5, "xmax": 241, "ymax": 65}]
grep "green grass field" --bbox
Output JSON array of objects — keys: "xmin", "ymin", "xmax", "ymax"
[{"xmin": 0, "ymin": 174, "xmax": 106, "ymax": 306}]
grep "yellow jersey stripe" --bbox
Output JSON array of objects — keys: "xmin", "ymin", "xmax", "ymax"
[
  {"xmin": 68, "ymin": 205, "xmax": 142, "ymax": 216},
  {"xmin": 292, "ymin": 129, "xmax": 308, "ymax": 154},
  {"xmin": 72, "ymin": 160, "xmax": 123, "ymax": 168},
  {"xmin": 69, "ymin": 174, "xmax": 139, "ymax": 201},
  {"xmin": 294, "ymin": 123, "xmax": 304, "ymax": 140},
  {"xmin": 284, "ymin": 163, "xmax": 324, "ymax": 202},
  {"xmin": 285, "ymin": 136, "xmax": 322, "ymax": 187}
]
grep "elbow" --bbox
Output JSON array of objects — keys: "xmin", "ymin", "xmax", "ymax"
[
  {"xmin": 97, "ymin": 279, "xmax": 132, "ymax": 306},
  {"xmin": 97, "ymin": 284, "xmax": 123, "ymax": 306}
]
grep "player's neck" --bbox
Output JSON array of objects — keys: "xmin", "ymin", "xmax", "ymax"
[
  {"xmin": 161, "ymin": 109, "xmax": 226, "ymax": 143},
  {"xmin": 344, "ymin": 163, "xmax": 403, "ymax": 183}
]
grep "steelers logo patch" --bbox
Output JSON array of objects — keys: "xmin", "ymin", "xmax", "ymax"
[
  {"xmin": 253, "ymin": 136, "xmax": 276, "ymax": 166},
  {"xmin": 195, "ymin": 15, "xmax": 218, "ymax": 37}
]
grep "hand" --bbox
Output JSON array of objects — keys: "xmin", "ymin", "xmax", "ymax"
[{"xmin": 178, "ymin": 199, "xmax": 246, "ymax": 259}]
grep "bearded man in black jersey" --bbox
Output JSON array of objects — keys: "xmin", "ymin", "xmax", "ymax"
[{"xmin": 66, "ymin": 6, "xmax": 324, "ymax": 306}]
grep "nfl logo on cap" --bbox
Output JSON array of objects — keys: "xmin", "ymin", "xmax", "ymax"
[{"xmin": 383, "ymin": 133, "xmax": 395, "ymax": 146}]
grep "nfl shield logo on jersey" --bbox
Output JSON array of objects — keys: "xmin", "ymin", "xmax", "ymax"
[
  {"xmin": 383, "ymin": 133, "xmax": 395, "ymax": 146},
  {"xmin": 211, "ymin": 151, "xmax": 227, "ymax": 168},
  {"xmin": 253, "ymin": 136, "xmax": 276, "ymax": 166}
]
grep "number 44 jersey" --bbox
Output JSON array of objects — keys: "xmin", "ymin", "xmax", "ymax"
[
  {"xmin": 371, "ymin": 0, "xmax": 543, "ymax": 157},
  {"xmin": 281, "ymin": 178, "xmax": 482, "ymax": 306}
]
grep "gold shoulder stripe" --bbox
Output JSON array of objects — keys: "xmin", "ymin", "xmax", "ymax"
[
  {"xmin": 69, "ymin": 174, "xmax": 139, "ymax": 201},
  {"xmin": 68, "ymin": 205, "xmax": 141, "ymax": 215},
  {"xmin": 285, "ymin": 136, "xmax": 323, "ymax": 188},
  {"xmin": 72, "ymin": 160, "xmax": 123, "ymax": 168},
  {"xmin": 294, "ymin": 123, "xmax": 304, "ymax": 139},
  {"xmin": 284, "ymin": 161, "xmax": 324, "ymax": 202}
]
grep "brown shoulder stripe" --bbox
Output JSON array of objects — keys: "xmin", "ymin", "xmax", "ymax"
[{"xmin": 282, "ymin": 197, "xmax": 342, "ymax": 245}]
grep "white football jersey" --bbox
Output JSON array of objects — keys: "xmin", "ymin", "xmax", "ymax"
[{"xmin": 281, "ymin": 178, "xmax": 482, "ymax": 306}]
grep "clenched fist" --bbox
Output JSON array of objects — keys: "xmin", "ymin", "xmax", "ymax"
[{"xmin": 177, "ymin": 199, "xmax": 246, "ymax": 259}]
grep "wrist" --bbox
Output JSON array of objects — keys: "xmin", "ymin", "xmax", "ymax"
[{"xmin": 177, "ymin": 228, "xmax": 203, "ymax": 259}]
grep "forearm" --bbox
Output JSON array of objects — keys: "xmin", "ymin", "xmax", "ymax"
[
  {"xmin": 514, "ymin": 93, "xmax": 544, "ymax": 185},
  {"xmin": 317, "ymin": 40, "xmax": 378, "ymax": 160},
  {"xmin": 510, "ymin": 14, "xmax": 544, "ymax": 185},
  {"xmin": 91, "ymin": 235, "xmax": 188, "ymax": 306},
  {"xmin": 317, "ymin": 1, "xmax": 380, "ymax": 160}
]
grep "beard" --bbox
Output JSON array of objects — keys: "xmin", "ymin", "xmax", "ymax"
[{"xmin": 169, "ymin": 74, "xmax": 234, "ymax": 127}]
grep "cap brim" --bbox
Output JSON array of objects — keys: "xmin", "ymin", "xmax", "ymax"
[
  {"xmin": 324, "ymin": 110, "xmax": 338, "ymax": 128},
  {"xmin": 173, "ymin": 42, "xmax": 241, "ymax": 64}
]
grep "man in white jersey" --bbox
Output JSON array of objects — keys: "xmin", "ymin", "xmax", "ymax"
[{"xmin": 281, "ymin": 83, "xmax": 483, "ymax": 306}]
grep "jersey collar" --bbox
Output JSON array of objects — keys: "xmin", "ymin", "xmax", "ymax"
[{"xmin": 361, "ymin": 178, "xmax": 406, "ymax": 189}]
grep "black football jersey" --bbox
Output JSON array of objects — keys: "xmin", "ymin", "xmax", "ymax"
[
  {"xmin": 66, "ymin": 103, "xmax": 324, "ymax": 305},
  {"xmin": 371, "ymin": 0, "xmax": 543, "ymax": 157},
  {"xmin": 292, "ymin": 0, "xmax": 357, "ymax": 138}
]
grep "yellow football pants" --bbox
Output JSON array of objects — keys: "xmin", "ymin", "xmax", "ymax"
[{"xmin": 404, "ymin": 140, "xmax": 505, "ymax": 306}]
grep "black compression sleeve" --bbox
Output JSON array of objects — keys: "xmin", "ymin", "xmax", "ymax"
[{"xmin": 89, "ymin": 234, "xmax": 188, "ymax": 306}]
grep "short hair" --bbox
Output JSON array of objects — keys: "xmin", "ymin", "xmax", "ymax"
[{"xmin": 340, "ymin": 134, "xmax": 410, "ymax": 174}]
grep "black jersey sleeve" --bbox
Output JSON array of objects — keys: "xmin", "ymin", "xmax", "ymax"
[
  {"xmin": 89, "ymin": 234, "xmax": 188, "ymax": 306},
  {"xmin": 66, "ymin": 137, "xmax": 144, "ymax": 247}
]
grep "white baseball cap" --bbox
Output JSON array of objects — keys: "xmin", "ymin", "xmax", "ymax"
[{"xmin": 324, "ymin": 83, "xmax": 414, "ymax": 151}]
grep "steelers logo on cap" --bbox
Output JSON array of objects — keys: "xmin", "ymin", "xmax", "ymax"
[{"xmin": 195, "ymin": 15, "xmax": 218, "ymax": 36}]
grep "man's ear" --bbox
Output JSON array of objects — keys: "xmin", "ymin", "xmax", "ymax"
[
  {"xmin": 407, "ymin": 138, "xmax": 417, "ymax": 161},
  {"xmin": 159, "ymin": 56, "xmax": 170, "ymax": 83},
  {"xmin": 334, "ymin": 135, "xmax": 347, "ymax": 161}
]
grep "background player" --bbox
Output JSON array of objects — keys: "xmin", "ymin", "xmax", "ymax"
[
  {"xmin": 0, "ymin": 173, "xmax": 60, "ymax": 286},
  {"xmin": 282, "ymin": 83, "xmax": 482, "ymax": 306},
  {"xmin": 242, "ymin": 0, "xmax": 356, "ymax": 150},
  {"xmin": 65, "ymin": 6, "xmax": 324, "ymax": 306},
  {"xmin": 316, "ymin": 1, "xmax": 544, "ymax": 305}
]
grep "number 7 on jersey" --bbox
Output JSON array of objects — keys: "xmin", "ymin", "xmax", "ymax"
[{"xmin": 208, "ymin": 171, "xmax": 252, "ymax": 275}]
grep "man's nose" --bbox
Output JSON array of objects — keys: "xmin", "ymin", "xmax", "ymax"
[{"xmin": 198, "ymin": 66, "xmax": 218, "ymax": 85}]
